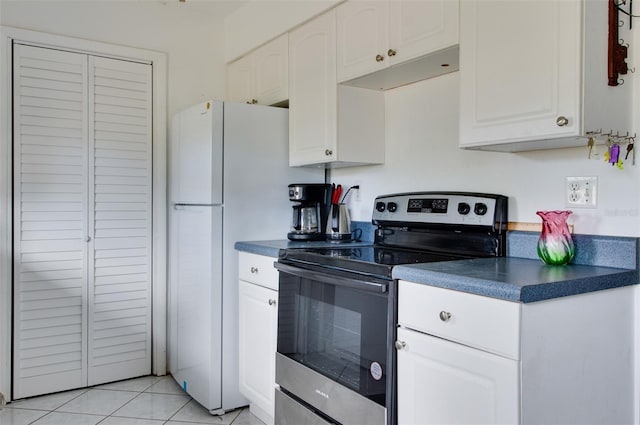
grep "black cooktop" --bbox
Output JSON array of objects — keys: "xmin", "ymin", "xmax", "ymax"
[
  {"xmin": 279, "ymin": 192, "xmax": 508, "ymax": 280},
  {"xmin": 278, "ymin": 245, "xmax": 471, "ymax": 280}
]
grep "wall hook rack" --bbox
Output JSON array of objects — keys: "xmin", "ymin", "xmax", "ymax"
[
  {"xmin": 610, "ymin": 0, "xmax": 630, "ymax": 86},
  {"xmin": 614, "ymin": 0, "xmax": 639, "ymax": 29},
  {"xmin": 584, "ymin": 129, "xmax": 636, "ymax": 167}
]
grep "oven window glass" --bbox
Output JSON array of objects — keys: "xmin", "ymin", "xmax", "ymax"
[{"xmin": 278, "ymin": 271, "xmax": 388, "ymax": 407}]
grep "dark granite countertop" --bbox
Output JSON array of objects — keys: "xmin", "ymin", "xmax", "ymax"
[
  {"xmin": 235, "ymin": 236, "xmax": 639, "ymax": 303},
  {"xmin": 393, "ymin": 257, "xmax": 638, "ymax": 303}
]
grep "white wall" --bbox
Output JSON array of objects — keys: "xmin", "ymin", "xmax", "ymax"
[
  {"xmin": 3, "ymin": 0, "xmax": 640, "ymax": 238},
  {"xmin": 331, "ymin": 71, "xmax": 640, "ymax": 238},
  {"xmin": 0, "ymin": 0, "xmax": 233, "ymax": 117}
]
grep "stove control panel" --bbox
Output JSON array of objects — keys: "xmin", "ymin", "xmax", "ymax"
[{"xmin": 372, "ymin": 192, "xmax": 507, "ymax": 227}]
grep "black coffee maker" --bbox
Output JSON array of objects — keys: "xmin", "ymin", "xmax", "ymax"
[{"xmin": 287, "ymin": 183, "xmax": 332, "ymax": 241}]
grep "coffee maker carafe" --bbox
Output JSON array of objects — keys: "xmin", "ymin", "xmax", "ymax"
[{"xmin": 287, "ymin": 183, "xmax": 332, "ymax": 241}]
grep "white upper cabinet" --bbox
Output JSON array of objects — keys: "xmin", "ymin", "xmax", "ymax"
[
  {"xmin": 227, "ymin": 34, "xmax": 288, "ymax": 106},
  {"xmin": 289, "ymin": 9, "xmax": 385, "ymax": 167},
  {"xmin": 289, "ymin": 9, "xmax": 338, "ymax": 165},
  {"xmin": 337, "ymin": 0, "xmax": 459, "ymax": 90},
  {"xmin": 227, "ymin": 55, "xmax": 253, "ymax": 105},
  {"xmin": 388, "ymin": 1, "xmax": 459, "ymax": 65},
  {"xmin": 336, "ymin": 2, "xmax": 389, "ymax": 82},
  {"xmin": 459, "ymin": 0, "xmax": 631, "ymax": 152}
]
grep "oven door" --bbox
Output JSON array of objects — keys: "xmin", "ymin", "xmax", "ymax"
[{"xmin": 274, "ymin": 261, "xmax": 390, "ymax": 425}]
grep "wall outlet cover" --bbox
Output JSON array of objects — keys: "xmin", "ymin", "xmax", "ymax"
[{"xmin": 566, "ymin": 177, "xmax": 597, "ymax": 208}]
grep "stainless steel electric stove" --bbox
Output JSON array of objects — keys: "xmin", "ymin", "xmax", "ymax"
[{"xmin": 275, "ymin": 191, "xmax": 508, "ymax": 425}]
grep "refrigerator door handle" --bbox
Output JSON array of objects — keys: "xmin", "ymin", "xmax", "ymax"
[{"xmin": 173, "ymin": 203, "xmax": 215, "ymax": 210}]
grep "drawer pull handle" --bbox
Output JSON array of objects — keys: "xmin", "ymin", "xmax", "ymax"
[
  {"xmin": 250, "ymin": 267, "xmax": 259, "ymax": 274},
  {"xmin": 439, "ymin": 311, "xmax": 452, "ymax": 322},
  {"xmin": 556, "ymin": 116, "xmax": 569, "ymax": 127},
  {"xmin": 268, "ymin": 299, "xmax": 276, "ymax": 306},
  {"xmin": 394, "ymin": 340, "xmax": 406, "ymax": 350}
]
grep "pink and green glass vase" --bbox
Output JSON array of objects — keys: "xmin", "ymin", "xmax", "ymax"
[{"xmin": 536, "ymin": 210, "xmax": 575, "ymax": 266}]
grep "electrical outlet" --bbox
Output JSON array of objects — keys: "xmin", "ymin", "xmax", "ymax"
[{"xmin": 566, "ymin": 177, "xmax": 597, "ymax": 208}]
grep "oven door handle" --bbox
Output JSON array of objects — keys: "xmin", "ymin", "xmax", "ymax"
[{"xmin": 274, "ymin": 262, "xmax": 388, "ymax": 293}]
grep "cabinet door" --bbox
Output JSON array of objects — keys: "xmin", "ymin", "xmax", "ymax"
[
  {"xmin": 227, "ymin": 55, "xmax": 253, "ymax": 104},
  {"xmin": 239, "ymin": 280, "xmax": 278, "ymax": 423},
  {"xmin": 388, "ymin": 0, "xmax": 459, "ymax": 66},
  {"xmin": 289, "ymin": 9, "xmax": 337, "ymax": 166},
  {"xmin": 459, "ymin": 0, "xmax": 582, "ymax": 147},
  {"xmin": 253, "ymin": 34, "xmax": 288, "ymax": 106},
  {"xmin": 396, "ymin": 327, "xmax": 520, "ymax": 425},
  {"xmin": 336, "ymin": 1, "xmax": 389, "ymax": 83}
]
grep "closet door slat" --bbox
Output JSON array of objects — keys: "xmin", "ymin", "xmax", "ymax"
[
  {"xmin": 13, "ymin": 44, "xmax": 89, "ymax": 399},
  {"xmin": 87, "ymin": 56, "xmax": 152, "ymax": 386}
]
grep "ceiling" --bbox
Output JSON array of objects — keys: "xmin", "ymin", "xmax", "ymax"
[{"xmin": 169, "ymin": 0, "xmax": 249, "ymax": 19}]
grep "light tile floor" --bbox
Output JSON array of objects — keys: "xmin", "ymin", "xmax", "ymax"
[{"xmin": 0, "ymin": 375, "xmax": 265, "ymax": 425}]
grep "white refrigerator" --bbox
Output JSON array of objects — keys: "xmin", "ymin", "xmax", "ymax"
[{"xmin": 168, "ymin": 100, "xmax": 323, "ymax": 414}]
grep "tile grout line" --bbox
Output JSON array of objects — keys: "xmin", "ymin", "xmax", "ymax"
[
  {"xmin": 165, "ymin": 396, "xmax": 192, "ymax": 423},
  {"xmin": 27, "ymin": 409, "xmax": 107, "ymax": 425},
  {"xmin": 88, "ymin": 376, "xmax": 173, "ymax": 421},
  {"xmin": 27, "ymin": 410, "xmax": 51, "ymax": 425},
  {"xmin": 3, "ymin": 376, "xmax": 261, "ymax": 425}
]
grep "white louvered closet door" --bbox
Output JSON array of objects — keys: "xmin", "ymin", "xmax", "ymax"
[
  {"xmin": 87, "ymin": 56, "xmax": 152, "ymax": 386},
  {"xmin": 13, "ymin": 44, "xmax": 152, "ymax": 398},
  {"xmin": 13, "ymin": 44, "xmax": 89, "ymax": 399}
]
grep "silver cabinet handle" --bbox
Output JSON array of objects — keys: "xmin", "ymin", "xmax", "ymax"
[
  {"xmin": 439, "ymin": 311, "xmax": 452, "ymax": 322},
  {"xmin": 86, "ymin": 236, "xmax": 92, "ymax": 242},
  {"xmin": 395, "ymin": 340, "xmax": 406, "ymax": 350},
  {"xmin": 556, "ymin": 116, "xmax": 569, "ymax": 127},
  {"xmin": 325, "ymin": 149, "xmax": 333, "ymax": 156},
  {"xmin": 250, "ymin": 267, "xmax": 258, "ymax": 274},
  {"xmin": 268, "ymin": 299, "xmax": 276, "ymax": 306}
]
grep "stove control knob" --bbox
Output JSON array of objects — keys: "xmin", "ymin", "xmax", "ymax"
[
  {"xmin": 387, "ymin": 202, "xmax": 398, "ymax": 213},
  {"xmin": 376, "ymin": 201, "xmax": 386, "ymax": 212},
  {"xmin": 474, "ymin": 202, "xmax": 488, "ymax": 216},
  {"xmin": 457, "ymin": 202, "xmax": 471, "ymax": 215}
]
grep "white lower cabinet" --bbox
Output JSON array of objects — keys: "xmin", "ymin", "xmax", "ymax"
[
  {"xmin": 397, "ymin": 327, "xmax": 519, "ymax": 425},
  {"xmin": 397, "ymin": 280, "xmax": 635, "ymax": 425},
  {"xmin": 238, "ymin": 253, "xmax": 278, "ymax": 425}
]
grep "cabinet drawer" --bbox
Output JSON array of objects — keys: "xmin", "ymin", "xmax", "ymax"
[
  {"xmin": 398, "ymin": 280, "xmax": 520, "ymax": 360},
  {"xmin": 239, "ymin": 252, "xmax": 279, "ymax": 290}
]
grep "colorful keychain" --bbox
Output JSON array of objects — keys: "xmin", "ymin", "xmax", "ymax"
[{"xmin": 610, "ymin": 143, "xmax": 620, "ymax": 165}]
